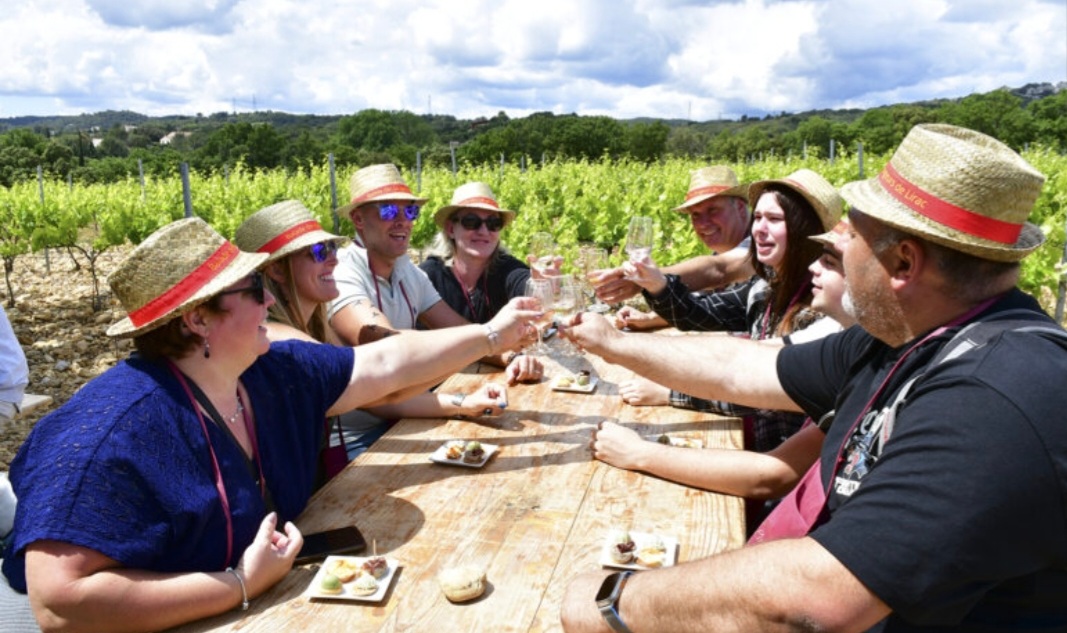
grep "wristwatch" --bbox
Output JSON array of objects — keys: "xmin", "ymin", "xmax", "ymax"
[{"xmin": 595, "ymin": 570, "xmax": 634, "ymax": 633}]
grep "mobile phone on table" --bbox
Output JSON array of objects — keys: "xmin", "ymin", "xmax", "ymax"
[
  {"xmin": 295, "ymin": 525, "xmax": 367, "ymax": 564},
  {"xmin": 542, "ymin": 326, "xmax": 558, "ymax": 340}
]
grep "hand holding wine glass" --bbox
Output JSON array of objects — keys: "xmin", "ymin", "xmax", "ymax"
[
  {"xmin": 523, "ymin": 277, "xmax": 555, "ymax": 356},
  {"xmin": 528, "ymin": 232, "xmax": 559, "ymax": 278}
]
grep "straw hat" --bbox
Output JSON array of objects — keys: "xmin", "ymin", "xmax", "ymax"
[
  {"xmin": 673, "ymin": 166, "xmax": 749, "ymax": 212},
  {"xmin": 840, "ymin": 123, "xmax": 1045, "ymax": 262},
  {"xmin": 748, "ymin": 169, "xmax": 843, "ymax": 232},
  {"xmin": 337, "ymin": 164, "xmax": 428, "ymax": 217},
  {"xmin": 810, "ymin": 218, "xmax": 849, "ymax": 249},
  {"xmin": 234, "ymin": 200, "xmax": 348, "ymax": 265},
  {"xmin": 433, "ymin": 182, "xmax": 517, "ymax": 228},
  {"xmin": 106, "ymin": 217, "xmax": 268, "ymax": 338}
]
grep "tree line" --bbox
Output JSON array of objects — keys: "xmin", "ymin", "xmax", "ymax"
[{"xmin": 0, "ymin": 84, "xmax": 1063, "ymax": 189}]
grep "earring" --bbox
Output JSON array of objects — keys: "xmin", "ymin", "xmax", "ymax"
[{"xmin": 203, "ymin": 340, "xmax": 211, "ymax": 359}]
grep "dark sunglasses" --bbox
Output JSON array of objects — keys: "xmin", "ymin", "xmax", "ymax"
[
  {"xmin": 455, "ymin": 214, "xmax": 504, "ymax": 232},
  {"xmin": 307, "ymin": 241, "xmax": 339, "ymax": 263},
  {"xmin": 376, "ymin": 203, "xmax": 421, "ymax": 222},
  {"xmin": 216, "ymin": 271, "xmax": 265, "ymax": 305}
]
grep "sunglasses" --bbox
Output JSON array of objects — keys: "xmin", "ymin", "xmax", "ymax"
[
  {"xmin": 455, "ymin": 214, "xmax": 504, "ymax": 232},
  {"xmin": 376, "ymin": 203, "xmax": 421, "ymax": 222},
  {"xmin": 216, "ymin": 271, "xmax": 265, "ymax": 305},
  {"xmin": 307, "ymin": 241, "xmax": 339, "ymax": 263}
]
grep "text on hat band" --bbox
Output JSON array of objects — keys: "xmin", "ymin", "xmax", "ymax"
[
  {"xmin": 685, "ymin": 185, "xmax": 732, "ymax": 201},
  {"xmin": 257, "ymin": 220, "xmax": 323, "ymax": 254},
  {"xmin": 127, "ymin": 242, "xmax": 240, "ymax": 328},
  {"xmin": 879, "ymin": 163, "xmax": 1021, "ymax": 244},
  {"xmin": 456, "ymin": 196, "xmax": 500, "ymax": 209},
  {"xmin": 352, "ymin": 183, "xmax": 415, "ymax": 205}
]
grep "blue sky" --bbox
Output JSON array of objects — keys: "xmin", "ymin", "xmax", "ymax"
[{"xmin": 1, "ymin": 0, "xmax": 1064, "ymax": 121}]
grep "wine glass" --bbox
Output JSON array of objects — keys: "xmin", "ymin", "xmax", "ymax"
[
  {"xmin": 553, "ymin": 275, "xmax": 584, "ymax": 356},
  {"xmin": 624, "ymin": 216, "xmax": 654, "ymax": 264},
  {"xmin": 523, "ymin": 277, "xmax": 555, "ymax": 356},
  {"xmin": 580, "ymin": 246, "xmax": 612, "ymax": 314},
  {"xmin": 528, "ymin": 232, "xmax": 557, "ymax": 277}
]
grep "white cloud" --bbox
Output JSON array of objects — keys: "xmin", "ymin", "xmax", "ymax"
[{"xmin": 0, "ymin": 0, "xmax": 1062, "ymax": 120}]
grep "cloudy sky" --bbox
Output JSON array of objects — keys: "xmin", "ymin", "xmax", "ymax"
[{"xmin": 2, "ymin": 0, "xmax": 1064, "ymax": 122}]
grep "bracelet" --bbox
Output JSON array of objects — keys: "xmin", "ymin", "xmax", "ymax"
[
  {"xmin": 450, "ymin": 393, "xmax": 466, "ymax": 408},
  {"xmin": 225, "ymin": 566, "xmax": 249, "ymax": 611},
  {"xmin": 483, "ymin": 322, "xmax": 500, "ymax": 354}
]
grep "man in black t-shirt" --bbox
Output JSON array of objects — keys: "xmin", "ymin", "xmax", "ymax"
[{"xmin": 560, "ymin": 124, "xmax": 1067, "ymax": 632}]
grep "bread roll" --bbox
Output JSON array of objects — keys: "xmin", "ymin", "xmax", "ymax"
[{"xmin": 438, "ymin": 564, "xmax": 487, "ymax": 602}]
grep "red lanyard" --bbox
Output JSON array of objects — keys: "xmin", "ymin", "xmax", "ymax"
[
  {"xmin": 829, "ymin": 294, "xmax": 1002, "ymax": 477},
  {"xmin": 760, "ymin": 274, "xmax": 812, "ymax": 340},
  {"xmin": 451, "ymin": 264, "xmax": 490, "ymax": 322},
  {"xmin": 367, "ymin": 257, "xmax": 417, "ymax": 326},
  {"xmin": 167, "ymin": 362, "xmax": 266, "ymax": 566}
]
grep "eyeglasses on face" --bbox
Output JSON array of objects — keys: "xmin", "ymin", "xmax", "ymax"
[
  {"xmin": 376, "ymin": 203, "xmax": 421, "ymax": 222},
  {"xmin": 455, "ymin": 214, "xmax": 504, "ymax": 232},
  {"xmin": 307, "ymin": 241, "xmax": 339, "ymax": 263},
  {"xmin": 216, "ymin": 271, "xmax": 266, "ymax": 305}
]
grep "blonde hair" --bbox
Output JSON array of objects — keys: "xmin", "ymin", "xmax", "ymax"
[{"xmin": 265, "ymin": 257, "xmax": 334, "ymax": 343}]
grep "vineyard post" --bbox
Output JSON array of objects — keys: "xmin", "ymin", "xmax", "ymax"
[
  {"xmin": 328, "ymin": 153, "xmax": 339, "ymax": 233},
  {"xmin": 803, "ymin": 142, "xmax": 808, "ymax": 160},
  {"xmin": 180, "ymin": 163, "xmax": 193, "ymax": 218},
  {"xmin": 37, "ymin": 166, "xmax": 50, "ymax": 273},
  {"xmin": 138, "ymin": 159, "xmax": 146, "ymax": 202},
  {"xmin": 830, "ymin": 139, "xmax": 836, "ymax": 165},
  {"xmin": 499, "ymin": 154, "xmax": 505, "ymax": 185},
  {"xmin": 416, "ymin": 151, "xmax": 423, "ymax": 193},
  {"xmin": 449, "ymin": 143, "xmax": 458, "ymax": 176},
  {"xmin": 857, "ymin": 142, "xmax": 865, "ymax": 178},
  {"xmin": 1056, "ymin": 226, "xmax": 1067, "ymax": 323}
]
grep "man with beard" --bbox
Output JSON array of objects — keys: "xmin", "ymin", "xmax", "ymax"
[{"xmin": 559, "ymin": 124, "xmax": 1067, "ymax": 632}]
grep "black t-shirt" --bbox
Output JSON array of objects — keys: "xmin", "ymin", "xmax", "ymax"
[
  {"xmin": 777, "ymin": 289, "xmax": 1067, "ymax": 631},
  {"xmin": 419, "ymin": 253, "xmax": 530, "ymax": 324}
]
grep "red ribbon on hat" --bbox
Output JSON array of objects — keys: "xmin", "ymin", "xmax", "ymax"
[
  {"xmin": 455, "ymin": 196, "xmax": 500, "ymax": 209},
  {"xmin": 685, "ymin": 184, "xmax": 731, "ymax": 201},
  {"xmin": 352, "ymin": 183, "xmax": 415, "ymax": 205},
  {"xmin": 879, "ymin": 163, "xmax": 1021, "ymax": 244},
  {"xmin": 127, "ymin": 242, "xmax": 240, "ymax": 328},
  {"xmin": 256, "ymin": 220, "xmax": 323, "ymax": 254}
]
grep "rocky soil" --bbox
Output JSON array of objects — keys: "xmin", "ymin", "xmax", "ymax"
[{"xmin": 1, "ymin": 247, "xmax": 135, "ymax": 470}]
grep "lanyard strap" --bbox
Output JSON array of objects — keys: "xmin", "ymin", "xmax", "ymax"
[
  {"xmin": 368, "ymin": 258, "xmax": 417, "ymax": 326},
  {"xmin": 450, "ymin": 263, "xmax": 490, "ymax": 322},
  {"xmin": 760, "ymin": 274, "xmax": 812, "ymax": 340}
]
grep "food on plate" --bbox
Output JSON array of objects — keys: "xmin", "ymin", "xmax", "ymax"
[
  {"xmin": 636, "ymin": 535, "xmax": 668, "ymax": 568},
  {"xmin": 438, "ymin": 564, "xmax": 487, "ymax": 602},
  {"xmin": 463, "ymin": 441, "xmax": 486, "ymax": 464},
  {"xmin": 351, "ymin": 573, "xmax": 380, "ymax": 596},
  {"xmin": 445, "ymin": 441, "xmax": 464, "ymax": 460},
  {"xmin": 609, "ymin": 529, "xmax": 636, "ymax": 565},
  {"xmin": 325, "ymin": 558, "xmax": 360, "ymax": 583},
  {"xmin": 319, "ymin": 573, "xmax": 343, "ymax": 595},
  {"xmin": 362, "ymin": 555, "xmax": 389, "ymax": 580},
  {"xmin": 556, "ymin": 375, "xmax": 574, "ymax": 388},
  {"xmin": 576, "ymin": 370, "xmax": 591, "ymax": 386}
]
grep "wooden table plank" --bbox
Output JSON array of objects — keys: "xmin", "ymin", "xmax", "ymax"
[{"xmin": 168, "ymin": 346, "xmax": 744, "ymax": 633}]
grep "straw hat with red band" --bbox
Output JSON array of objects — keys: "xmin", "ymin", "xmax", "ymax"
[
  {"xmin": 106, "ymin": 218, "xmax": 269, "ymax": 338},
  {"xmin": 337, "ymin": 164, "xmax": 428, "ymax": 217},
  {"xmin": 672, "ymin": 165, "xmax": 749, "ymax": 212},
  {"xmin": 810, "ymin": 218, "xmax": 850, "ymax": 249},
  {"xmin": 433, "ymin": 181, "xmax": 517, "ymax": 229},
  {"xmin": 234, "ymin": 199, "xmax": 348, "ymax": 265},
  {"xmin": 841, "ymin": 124, "xmax": 1046, "ymax": 262},
  {"xmin": 748, "ymin": 168, "xmax": 843, "ymax": 233}
]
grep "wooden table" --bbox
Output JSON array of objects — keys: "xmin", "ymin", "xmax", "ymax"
[{"xmin": 170, "ymin": 344, "xmax": 744, "ymax": 633}]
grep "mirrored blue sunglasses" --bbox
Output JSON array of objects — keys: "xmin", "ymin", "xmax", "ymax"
[
  {"xmin": 377, "ymin": 203, "xmax": 421, "ymax": 222},
  {"xmin": 307, "ymin": 241, "xmax": 339, "ymax": 263}
]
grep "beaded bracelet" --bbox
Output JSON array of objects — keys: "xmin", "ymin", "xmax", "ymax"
[{"xmin": 225, "ymin": 566, "xmax": 249, "ymax": 611}]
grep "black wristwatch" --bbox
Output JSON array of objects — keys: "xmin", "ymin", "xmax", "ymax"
[{"xmin": 595, "ymin": 570, "xmax": 634, "ymax": 633}]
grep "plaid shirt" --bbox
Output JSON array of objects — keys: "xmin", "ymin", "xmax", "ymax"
[{"xmin": 644, "ymin": 274, "xmax": 818, "ymax": 452}]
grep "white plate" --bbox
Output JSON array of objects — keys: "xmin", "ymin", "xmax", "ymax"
[
  {"xmin": 650, "ymin": 434, "xmax": 703, "ymax": 449},
  {"xmin": 552, "ymin": 376, "xmax": 598, "ymax": 393},
  {"xmin": 429, "ymin": 441, "xmax": 499, "ymax": 468},
  {"xmin": 599, "ymin": 532, "xmax": 679, "ymax": 570},
  {"xmin": 306, "ymin": 555, "xmax": 400, "ymax": 602}
]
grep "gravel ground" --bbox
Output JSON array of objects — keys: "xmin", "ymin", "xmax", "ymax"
[{"xmin": 1, "ymin": 247, "xmax": 134, "ymax": 470}]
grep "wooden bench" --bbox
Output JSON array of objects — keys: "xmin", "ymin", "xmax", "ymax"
[{"xmin": 18, "ymin": 393, "xmax": 52, "ymax": 416}]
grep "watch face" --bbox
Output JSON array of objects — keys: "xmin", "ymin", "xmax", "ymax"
[{"xmin": 596, "ymin": 572, "xmax": 623, "ymax": 603}]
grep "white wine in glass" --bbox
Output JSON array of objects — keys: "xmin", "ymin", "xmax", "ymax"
[
  {"xmin": 580, "ymin": 246, "xmax": 611, "ymax": 313},
  {"xmin": 528, "ymin": 232, "xmax": 557, "ymax": 276},
  {"xmin": 524, "ymin": 277, "xmax": 555, "ymax": 355},
  {"xmin": 625, "ymin": 216, "xmax": 654, "ymax": 263}
]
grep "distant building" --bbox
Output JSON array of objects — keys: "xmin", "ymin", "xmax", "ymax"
[{"xmin": 160, "ymin": 131, "xmax": 192, "ymax": 145}]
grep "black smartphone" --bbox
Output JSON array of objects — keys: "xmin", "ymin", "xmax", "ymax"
[
  {"xmin": 542, "ymin": 326, "xmax": 558, "ymax": 340},
  {"xmin": 295, "ymin": 525, "xmax": 367, "ymax": 564}
]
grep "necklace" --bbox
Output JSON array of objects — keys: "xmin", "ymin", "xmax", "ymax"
[{"xmin": 225, "ymin": 394, "xmax": 245, "ymax": 425}]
